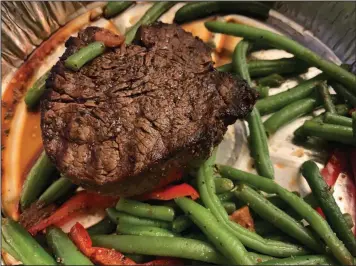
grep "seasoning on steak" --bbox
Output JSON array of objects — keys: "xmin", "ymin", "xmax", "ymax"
[{"xmin": 41, "ymin": 23, "xmax": 258, "ymax": 196}]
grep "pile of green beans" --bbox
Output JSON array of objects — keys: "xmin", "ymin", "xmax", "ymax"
[{"xmin": 218, "ymin": 165, "xmax": 355, "ymax": 265}]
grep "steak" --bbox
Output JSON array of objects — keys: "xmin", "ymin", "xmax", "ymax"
[{"xmin": 41, "ymin": 23, "xmax": 257, "ymax": 196}]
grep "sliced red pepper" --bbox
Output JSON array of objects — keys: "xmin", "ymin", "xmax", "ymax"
[
  {"xmin": 144, "ymin": 258, "xmax": 184, "ymax": 265},
  {"xmin": 69, "ymin": 222, "xmax": 135, "ymax": 265},
  {"xmin": 229, "ymin": 206, "xmax": 255, "ymax": 232},
  {"xmin": 28, "ymin": 191, "xmax": 117, "ymax": 235},
  {"xmin": 155, "ymin": 169, "xmax": 183, "ymax": 189},
  {"xmin": 69, "ymin": 222, "xmax": 94, "ymax": 257},
  {"xmin": 91, "ymin": 248, "xmax": 136, "ymax": 266},
  {"xmin": 320, "ymin": 149, "xmax": 349, "ymax": 187},
  {"xmin": 135, "ymin": 183, "xmax": 199, "ymax": 201}
]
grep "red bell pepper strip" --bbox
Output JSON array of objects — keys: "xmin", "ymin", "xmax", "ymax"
[
  {"xmin": 320, "ymin": 149, "xmax": 348, "ymax": 187},
  {"xmin": 144, "ymin": 258, "xmax": 184, "ymax": 265},
  {"xmin": 135, "ymin": 183, "xmax": 199, "ymax": 201},
  {"xmin": 28, "ymin": 191, "xmax": 117, "ymax": 235},
  {"xmin": 155, "ymin": 169, "xmax": 183, "ymax": 189},
  {"xmin": 69, "ymin": 222, "xmax": 93, "ymax": 257},
  {"xmin": 69, "ymin": 222, "xmax": 136, "ymax": 265}
]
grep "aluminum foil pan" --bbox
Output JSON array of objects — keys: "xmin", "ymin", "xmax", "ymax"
[{"xmin": 1, "ymin": 2, "xmax": 356, "ymax": 265}]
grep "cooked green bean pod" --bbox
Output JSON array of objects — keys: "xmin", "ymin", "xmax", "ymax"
[
  {"xmin": 222, "ymin": 201, "xmax": 236, "ymax": 214},
  {"xmin": 174, "ymin": 2, "xmax": 270, "ymax": 23},
  {"xmin": 20, "ymin": 151, "xmax": 57, "ymax": 211},
  {"xmin": 247, "ymin": 108, "xmax": 275, "ymax": 179},
  {"xmin": 87, "ymin": 217, "xmax": 116, "ymax": 236},
  {"xmin": 175, "ymin": 197, "xmax": 253, "ymax": 265},
  {"xmin": 1, "ymin": 233, "xmax": 20, "ymax": 261},
  {"xmin": 38, "ymin": 175, "xmax": 77, "ymax": 205},
  {"xmin": 255, "ymin": 85, "xmax": 269, "ymax": 98},
  {"xmin": 106, "ymin": 208, "xmax": 171, "ymax": 229},
  {"xmin": 259, "ymin": 255, "xmax": 336, "ymax": 265},
  {"xmin": 234, "ymin": 184, "xmax": 322, "ymax": 252},
  {"xmin": 255, "ymin": 73, "xmax": 326, "ymax": 115},
  {"xmin": 117, "ymin": 222, "xmax": 177, "ymax": 237},
  {"xmin": 92, "ymin": 235, "xmax": 229, "ymax": 264},
  {"xmin": 217, "ymin": 165, "xmax": 354, "ymax": 265},
  {"xmin": 330, "ymin": 81, "xmax": 356, "ymax": 107},
  {"xmin": 197, "ymin": 155, "xmax": 309, "ymax": 257},
  {"xmin": 233, "ymin": 40, "xmax": 253, "ymax": 85},
  {"xmin": 217, "ymin": 191, "xmax": 235, "ymax": 202},
  {"xmin": 104, "ymin": 1, "xmax": 134, "ymax": 18},
  {"xmin": 116, "ymin": 198, "xmax": 175, "ymax": 222},
  {"xmin": 172, "ymin": 215, "xmax": 193, "ymax": 233},
  {"xmin": 343, "ymin": 213, "xmax": 355, "ymax": 229},
  {"xmin": 65, "ymin": 41, "xmax": 105, "ymax": 71},
  {"xmin": 46, "ymin": 226, "xmax": 93, "ymax": 265},
  {"xmin": 301, "ymin": 120, "xmax": 355, "ymax": 145},
  {"xmin": 24, "ymin": 72, "xmax": 49, "ymax": 109},
  {"xmin": 264, "ymin": 98, "xmax": 318, "ymax": 135},
  {"xmin": 2, "ymin": 218, "xmax": 56, "ymax": 265},
  {"xmin": 257, "ymin": 74, "xmax": 284, "ymax": 87},
  {"xmin": 205, "ymin": 21, "xmax": 356, "ymax": 90},
  {"xmin": 318, "ymin": 82, "xmax": 336, "ymax": 113},
  {"xmin": 324, "ymin": 112, "xmax": 352, "ymax": 127},
  {"xmin": 125, "ymin": 2, "xmax": 175, "ymax": 44},
  {"xmin": 214, "ymin": 177, "xmax": 234, "ymax": 193},
  {"xmin": 301, "ymin": 160, "xmax": 356, "ymax": 256}
]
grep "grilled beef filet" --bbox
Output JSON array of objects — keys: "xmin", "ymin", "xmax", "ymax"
[{"xmin": 41, "ymin": 23, "xmax": 257, "ymax": 196}]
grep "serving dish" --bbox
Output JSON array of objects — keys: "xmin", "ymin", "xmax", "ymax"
[{"xmin": 1, "ymin": 1, "xmax": 356, "ymax": 265}]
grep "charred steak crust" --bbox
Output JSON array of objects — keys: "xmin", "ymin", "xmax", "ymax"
[{"xmin": 41, "ymin": 23, "xmax": 257, "ymax": 196}]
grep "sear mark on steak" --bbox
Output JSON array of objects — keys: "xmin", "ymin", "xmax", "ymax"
[{"xmin": 41, "ymin": 23, "xmax": 258, "ymax": 196}]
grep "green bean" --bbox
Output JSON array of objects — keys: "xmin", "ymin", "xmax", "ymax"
[
  {"xmin": 92, "ymin": 235, "xmax": 228, "ymax": 264},
  {"xmin": 176, "ymin": 197, "xmax": 254, "ymax": 265},
  {"xmin": 264, "ymin": 98, "xmax": 318, "ymax": 135},
  {"xmin": 65, "ymin": 41, "xmax": 105, "ymax": 71},
  {"xmin": 1, "ymin": 218, "xmax": 56, "ymax": 265},
  {"xmin": 301, "ymin": 160, "xmax": 356, "ymax": 256},
  {"xmin": 249, "ymin": 252, "xmax": 275, "ymax": 264},
  {"xmin": 255, "ymin": 73, "xmax": 326, "ymax": 115},
  {"xmin": 318, "ymin": 82, "xmax": 336, "ymax": 113},
  {"xmin": 2, "ymin": 233, "xmax": 20, "ymax": 261},
  {"xmin": 301, "ymin": 120, "xmax": 355, "ymax": 145},
  {"xmin": 343, "ymin": 213, "xmax": 355, "ymax": 229},
  {"xmin": 24, "ymin": 72, "xmax": 49, "ymax": 109},
  {"xmin": 20, "ymin": 151, "xmax": 57, "ymax": 211},
  {"xmin": 125, "ymin": 2, "xmax": 175, "ymax": 44},
  {"xmin": 117, "ymin": 222, "xmax": 177, "ymax": 237},
  {"xmin": 324, "ymin": 112, "xmax": 352, "ymax": 127},
  {"xmin": 233, "ymin": 40, "xmax": 253, "ymax": 85},
  {"xmin": 38, "ymin": 176, "xmax": 77, "ymax": 205},
  {"xmin": 218, "ymin": 165, "xmax": 354, "ymax": 265},
  {"xmin": 172, "ymin": 215, "xmax": 193, "ymax": 233},
  {"xmin": 330, "ymin": 81, "xmax": 356, "ymax": 107},
  {"xmin": 104, "ymin": 1, "xmax": 134, "ymax": 19},
  {"xmin": 255, "ymin": 85, "xmax": 269, "ymax": 98},
  {"xmin": 293, "ymin": 104, "xmax": 350, "ymax": 138},
  {"xmin": 247, "ymin": 108, "xmax": 275, "ymax": 179},
  {"xmin": 217, "ymin": 63, "xmax": 233, "ymax": 73},
  {"xmin": 46, "ymin": 226, "xmax": 93, "ymax": 265},
  {"xmin": 217, "ymin": 191, "xmax": 235, "ymax": 202},
  {"xmin": 198, "ymin": 154, "xmax": 309, "ymax": 257},
  {"xmin": 116, "ymin": 198, "xmax": 175, "ymax": 222},
  {"xmin": 214, "ymin": 177, "xmax": 234, "ymax": 193},
  {"xmin": 87, "ymin": 217, "xmax": 116, "ymax": 236},
  {"xmin": 265, "ymin": 195, "xmax": 289, "ymax": 210},
  {"xmin": 234, "ymin": 184, "xmax": 322, "ymax": 252},
  {"xmin": 254, "ymin": 220, "xmax": 279, "ymax": 236},
  {"xmin": 249, "ymin": 59, "xmax": 309, "ymax": 77},
  {"xmin": 205, "ymin": 21, "xmax": 356, "ymax": 90},
  {"xmin": 257, "ymin": 74, "xmax": 284, "ymax": 87},
  {"xmin": 259, "ymin": 255, "xmax": 336, "ymax": 265},
  {"xmin": 106, "ymin": 208, "xmax": 171, "ymax": 229},
  {"xmin": 174, "ymin": 2, "xmax": 270, "ymax": 23},
  {"xmin": 222, "ymin": 201, "xmax": 236, "ymax": 214}
]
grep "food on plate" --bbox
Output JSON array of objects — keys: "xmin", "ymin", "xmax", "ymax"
[{"xmin": 2, "ymin": 1, "xmax": 356, "ymax": 266}]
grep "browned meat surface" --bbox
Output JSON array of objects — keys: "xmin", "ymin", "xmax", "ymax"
[{"xmin": 41, "ymin": 23, "xmax": 257, "ymax": 196}]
